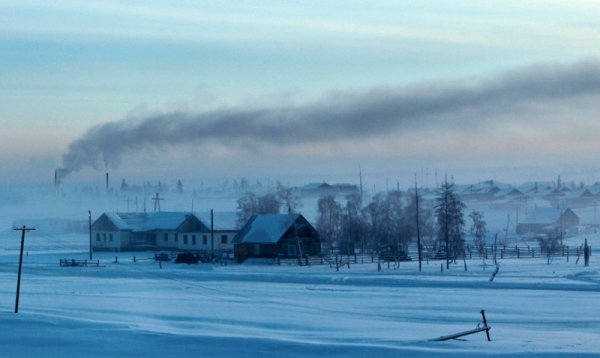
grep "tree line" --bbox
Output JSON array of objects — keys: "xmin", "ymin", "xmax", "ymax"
[{"xmin": 236, "ymin": 179, "xmax": 488, "ymax": 263}]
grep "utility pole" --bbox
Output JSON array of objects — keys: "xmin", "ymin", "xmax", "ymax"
[
  {"xmin": 415, "ymin": 174, "xmax": 422, "ymax": 272},
  {"xmin": 88, "ymin": 210, "xmax": 93, "ymax": 260},
  {"xmin": 211, "ymin": 209, "xmax": 214, "ymax": 258},
  {"xmin": 152, "ymin": 193, "xmax": 163, "ymax": 212},
  {"xmin": 359, "ymin": 166, "xmax": 363, "ymax": 199},
  {"xmin": 14, "ymin": 226, "xmax": 35, "ymax": 313}
]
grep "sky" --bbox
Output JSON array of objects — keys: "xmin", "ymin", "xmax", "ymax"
[{"xmin": 2, "ymin": 0, "xmax": 600, "ymax": 188}]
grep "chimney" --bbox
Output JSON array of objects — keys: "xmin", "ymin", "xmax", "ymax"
[{"xmin": 106, "ymin": 172, "xmax": 109, "ymax": 195}]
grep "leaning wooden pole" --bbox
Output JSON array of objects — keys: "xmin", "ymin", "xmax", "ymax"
[{"xmin": 480, "ymin": 309, "xmax": 491, "ymax": 341}]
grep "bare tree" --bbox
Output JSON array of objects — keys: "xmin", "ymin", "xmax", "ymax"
[
  {"xmin": 236, "ymin": 192, "xmax": 258, "ymax": 228},
  {"xmin": 469, "ymin": 210, "xmax": 487, "ymax": 254},
  {"xmin": 276, "ymin": 184, "xmax": 302, "ymax": 214},
  {"xmin": 341, "ymin": 193, "xmax": 364, "ymax": 254},
  {"xmin": 537, "ymin": 230, "xmax": 561, "ymax": 264},
  {"xmin": 236, "ymin": 192, "xmax": 281, "ymax": 228},
  {"xmin": 257, "ymin": 193, "xmax": 280, "ymax": 214},
  {"xmin": 316, "ymin": 195, "xmax": 342, "ymax": 251}
]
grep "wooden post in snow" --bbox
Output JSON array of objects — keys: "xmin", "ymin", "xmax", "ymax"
[{"xmin": 14, "ymin": 226, "xmax": 35, "ymax": 313}]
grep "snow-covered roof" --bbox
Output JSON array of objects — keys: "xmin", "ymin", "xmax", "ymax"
[
  {"xmin": 194, "ymin": 211, "xmax": 237, "ymax": 231},
  {"xmin": 518, "ymin": 182, "xmax": 555, "ymax": 194},
  {"xmin": 302, "ymin": 182, "xmax": 331, "ymax": 190},
  {"xmin": 563, "ymin": 188, "xmax": 594, "ymax": 199},
  {"xmin": 101, "ymin": 212, "xmax": 203, "ymax": 232},
  {"xmin": 456, "ymin": 180, "xmax": 511, "ymax": 196},
  {"xmin": 571, "ymin": 207, "xmax": 599, "ymax": 226},
  {"xmin": 233, "ymin": 214, "xmax": 302, "ymax": 244},
  {"xmin": 520, "ymin": 208, "xmax": 573, "ymax": 225},
  {"xmin": 493, "ymin": 187, "xmax": 524, "ymax": 198}
]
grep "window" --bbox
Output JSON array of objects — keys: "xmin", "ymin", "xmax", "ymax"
[
  {"xmin": 164, "ymin": 233, "xmax": 168, "ymax": 242},
  {"xmin": 203, "ymin": 235, "xmax": 207, "ymax": 245},
  {"xmin": 221, "ymin": 235, "xmax": 227, "ymax": 244},
  {"xmin": 103, "ymin": 233, "xmax": 106, "ymax": 242},
  {"xmin": 183, "ymin": 235, "xmax": 188, "ymax": 245},
  {"xmin": 109, "ymin": 234, "xmax": 113, "ymax": 241},
  {"xmin": 174, "ymin": 234, "xmax": 178, "ymax": 242},
  {"xmin": 96, "ymin": 233, "xmax": 100, "ymax": 242},
  {"xmin": 192, "ymin": 235, "xmax": 196, "ymax": 245}
]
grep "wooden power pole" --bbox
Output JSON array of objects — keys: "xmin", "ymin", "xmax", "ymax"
[
  {"xmin": 88, "ymin": 210, "xmax": 93, "ymax": 260},
  {"xmin": 14, "ymin": 225, "xmax": 35, "ymax": 313}
]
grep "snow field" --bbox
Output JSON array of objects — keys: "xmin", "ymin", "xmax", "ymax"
[{"xmin": 1, "ymin": 233, "xmax": 600, "ymax": 356}]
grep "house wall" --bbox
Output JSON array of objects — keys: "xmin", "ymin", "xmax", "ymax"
[
  {"xmin": 154, "ymin": 230, "xmax": 237, "ymax": 252},
  {"xmin": 92, "ymin": 230, "xmax": 127, "ymax": 251}
]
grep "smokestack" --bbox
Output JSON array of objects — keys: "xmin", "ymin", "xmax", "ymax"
[
  {"xmin": 106, "ymin": 172, "xmax": 109, "ymax": 195},
  {"xmin": 54, "ymin": 168, "xmax": 69, "ymax": 189}
]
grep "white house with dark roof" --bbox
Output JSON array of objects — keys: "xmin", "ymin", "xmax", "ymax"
[{"xmin": 91, "ymin": 211, "xmax": 238, "ymax": 252}]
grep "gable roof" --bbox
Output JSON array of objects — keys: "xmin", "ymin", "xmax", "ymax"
[
  {"xmin": 302, "ymin": 182, "xmax": 332, "ymax": 190},
  {"xmin": 233, "ymin": 214, "xmax": 305, "ymax": 244},
  {"xmin": 493, "ymin": 187, "xmax": 524, "ymax": 198},
  {"xmin": 98, "ymin": 212, "xmax": 207, "ymax": 232}
]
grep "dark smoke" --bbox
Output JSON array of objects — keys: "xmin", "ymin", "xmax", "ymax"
[{"xmin": 62, "ymin": 59, "xmax": 600, "ymax": 174}]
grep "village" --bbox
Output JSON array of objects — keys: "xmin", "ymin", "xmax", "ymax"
[{"xmin": 75, "ymin": 175, "xmax": 597, "ymax": 267}]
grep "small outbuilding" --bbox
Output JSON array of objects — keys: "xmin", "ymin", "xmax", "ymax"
[{"xmin": 233, "ymin": 214, "xmax": 320, "ymax": 262}]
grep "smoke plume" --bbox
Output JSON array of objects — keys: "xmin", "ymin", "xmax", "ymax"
[{"xmin": 61, "ymin": 59, "xmax": 600, "ymax": 174}]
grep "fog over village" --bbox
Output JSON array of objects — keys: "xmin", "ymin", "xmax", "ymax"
[{"xmin": 3, "ymin": 1, "xmax": 600, "ymax": 357}]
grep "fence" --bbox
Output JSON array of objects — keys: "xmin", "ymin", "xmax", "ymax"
[{"xmin": 277, "ymin": 243, "xmax": 591, "ymax": 268}]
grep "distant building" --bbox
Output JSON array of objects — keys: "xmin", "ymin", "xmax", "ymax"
[
  {"xmin": 456, "ymin": 180, "xmax": 504, "ymax": 202},
  {"xmin": 299, "ymin": 182, "xmax": 359, "ymax": 196},
  {"xmin": 516, "ymin": 208, "xmax": 579, "ymax": 235},
  {"xmin": 233, "ymin": 214, "xmax": 320, "ymax": 262},
  {"xmin": 91, "ymin": 211, "xmax": 237, "ymax": 252}
]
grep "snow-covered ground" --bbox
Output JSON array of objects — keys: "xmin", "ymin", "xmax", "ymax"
[{"xmin": 1, "ymin": 231, "xmax": 599, "ymax": 357}]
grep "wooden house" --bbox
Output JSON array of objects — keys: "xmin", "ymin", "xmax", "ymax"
[{"xmin": 233, "ymin": 214, "xmax": 320, "ymax": 262}]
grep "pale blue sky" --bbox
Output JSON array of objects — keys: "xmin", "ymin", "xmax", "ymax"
[{"xmin": 2, "ymin": 1, "xmax": 600, "ymax": 184}]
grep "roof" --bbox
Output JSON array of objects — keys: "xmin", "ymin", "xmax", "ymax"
[
  {"xmin": 194, "ymin": 211, "xmax": 237, "ymax": 231},
  {"xmin": 563, "ymin": 188, "xmax": 594, "ymax": 199},
  {"xmin": 493, "ymin": 187, "xmax": 524, "ymax": 198},
  {"xmin": 100, "ymin": 212, "xmax": 204, "ymax": 232},
  {"xmin": 233, "ymin": 214, "xmax": 302, "ymax": 244},
  {"xmin": 302, "ymin": 182, "xmax": 331, "ymax": 190}
]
